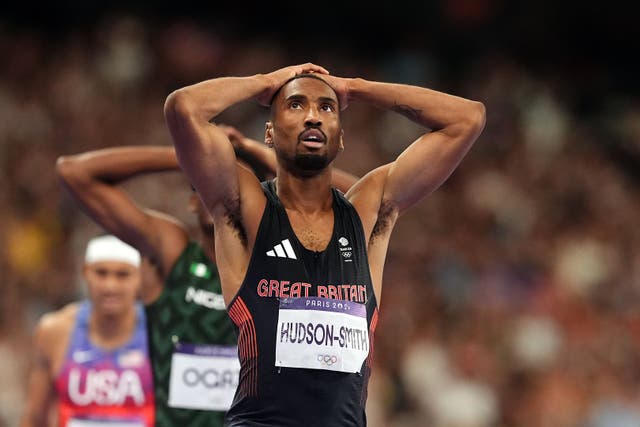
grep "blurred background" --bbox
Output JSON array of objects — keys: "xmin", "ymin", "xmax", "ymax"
[{"xmin": 1, "ymin": 1, "xmax": 640, "ymax": 426}]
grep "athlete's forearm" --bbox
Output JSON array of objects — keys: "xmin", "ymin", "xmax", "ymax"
[
  {"xmin": 347, "ymin": 78, "xmax": 485, "ymax": 133},
  {"xmin": 56, "ymin": 146, "xmax": 179, "ymax": 185},
  {"xmin": 165, "ymin": 63, "xmax": 331, "ymax": 125},
  {"xmin": 165, "ymin": 75, "xmax": 269, "ymax": 124},
  {"xmin": 235, "ymin": 136, "xmax": 278, "ymax": 176}
]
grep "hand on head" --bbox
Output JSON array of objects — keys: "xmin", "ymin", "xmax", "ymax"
[
  {"xmin": 320, "ymin": 74, "xmax": 350, "ymax": 111},
  {"xmin": 256, "ymin": 63, "xmax": 330, "ymax": 107}
]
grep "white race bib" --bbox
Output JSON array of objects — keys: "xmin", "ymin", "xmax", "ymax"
[
  {"xmin": 275, "ymin": 297, "xmax": 369, "ymax": 373},
  {"xmin": 168, "ymin": 343, "xmax": 240, "ymax": 411},
  {"xmin": 68, "ymin": 420, "xmax": 143, "ymax": 427}
]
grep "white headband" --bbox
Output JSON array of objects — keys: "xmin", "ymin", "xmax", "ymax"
[{"xmin": 85, "ymin": 235, "xmax": 141, "ymax": 267}]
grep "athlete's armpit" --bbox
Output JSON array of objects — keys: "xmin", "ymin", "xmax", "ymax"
[
  {"xmin": 370, "ymin": 199, "xmax": 397, "ymax": 242},
  {"xmin": 221, "ymin": 195, "xmax": 247, "ymax": 246}
]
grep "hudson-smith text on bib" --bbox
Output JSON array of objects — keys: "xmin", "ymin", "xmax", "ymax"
[{"xmin": 275, "ymin": 297, "xmax": 369, "ymax": 373}]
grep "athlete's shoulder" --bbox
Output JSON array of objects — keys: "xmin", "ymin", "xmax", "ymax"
[
  {"xmin": 32, "ymin": 302, "xmax": 79, "ymax": 361},
  {"xmin": 36, "ymin": 302, "xmax": 79, "ymax": 337}
]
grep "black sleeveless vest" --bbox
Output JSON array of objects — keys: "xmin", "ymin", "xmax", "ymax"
[{"xmin": 225, "ymin": 181, "xmax": 378, "ymax": 427}]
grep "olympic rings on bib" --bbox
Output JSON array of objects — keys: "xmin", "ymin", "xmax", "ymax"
[{"xmin": 317, "ymin": 354, "xmax": 338, "ymax": 366}]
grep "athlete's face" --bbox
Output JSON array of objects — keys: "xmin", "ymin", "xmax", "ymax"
[
  {"xmin": 83, "ymin": 261, "xmax": 140, "ymax": 316},
  {"xmin": 266, "ymin": 77, "xmax": 343, "ymax": 177}
]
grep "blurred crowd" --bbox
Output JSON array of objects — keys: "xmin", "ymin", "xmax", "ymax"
[{"xmin": 2, "ymin": 12, "xmax": 640, "ymax": 427}]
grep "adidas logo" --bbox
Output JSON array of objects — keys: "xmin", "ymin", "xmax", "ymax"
[{"xmin": 266, "ymin": 239, "xmax": 297, "ymax": 259}]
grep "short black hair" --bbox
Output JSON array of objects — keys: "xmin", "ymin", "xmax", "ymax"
[{"xmin": 269, "ymin": 73, "xmax": 338, "ymax": 108}]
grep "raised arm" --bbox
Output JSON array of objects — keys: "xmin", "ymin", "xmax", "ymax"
[
  {"xmin": 327, "ymin": 76, "xmax": 485, "ymax": 215},
  {"xmin": 321, "ymin": 76, "xmax": 485, "ymax": 303},
  {"xmin": 56, "ymin": 147, "xmax": 188, "ymax": 285},
  {"xmin": 220, "ymin": 124, "xmax": 278, "ymax": 181},
  {"xmin": 163, "ymin": 64, "xmax": 329, "ymax": 219},
  {"xmin": 164, "ymin": 64, "xmax": 333, "ymax": 300}
]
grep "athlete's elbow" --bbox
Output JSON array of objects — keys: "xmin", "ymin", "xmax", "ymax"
[
  {"xmin": 464, "ymin": 100, "xmax": 486, "ymax": 139},
  {"xmin": 164, "ymin": 89, "xmax": 196, "ymax": 124},
  {"xmin": 55, "ymin": 155, "xmax": 84, "ymax": 184}
]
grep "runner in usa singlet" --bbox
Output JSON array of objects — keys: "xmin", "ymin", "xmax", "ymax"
[
  {"xmin": 225, "ymin": 181, "xmax": 379, "ymax": 427},
  {"xmin": 55, "ymin": 301, "xmax": 154, "ymax": 427}
]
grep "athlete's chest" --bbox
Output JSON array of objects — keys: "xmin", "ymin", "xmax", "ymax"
[
  {"xmin": 57, "ymin": 345, "xmax": 151, "ymax": 404},
  {"xmin": 261, "ymin": 222, "xmax": 363, "ymax": 291},
  {"xmin": 286, "ymin": 209, "xmax": 334, "ymax": 252}
]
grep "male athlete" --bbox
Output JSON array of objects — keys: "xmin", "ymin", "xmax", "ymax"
[
  {"xmin": 164, "ymin": 63, "xmax": 486, "ymax": 426},
  {"xmin": 21, "ymin": 235, "xmax": 154, "ymax": 427}
]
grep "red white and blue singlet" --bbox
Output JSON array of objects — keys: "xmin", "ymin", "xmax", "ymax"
[{"xmin": 54, "ymin": 301, "xmax": 155, "ymax": 427}]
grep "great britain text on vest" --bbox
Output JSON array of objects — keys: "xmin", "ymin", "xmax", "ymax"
[{"xmin": 256, "ymin": 279, "xmax": 367, "ymax": 303}]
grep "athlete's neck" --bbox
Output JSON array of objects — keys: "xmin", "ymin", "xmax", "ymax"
[
  {"xmin": 274, "ymin": 171, "xmax": 333, "ymax": 215},
  {"xmin": 89, "ymin": 307, "xmax": 136, "ymax": 350}
]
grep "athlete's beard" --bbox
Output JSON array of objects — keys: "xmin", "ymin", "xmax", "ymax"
[{"xmin": 294, "ymin": 153, "xmax": 328, "ymax": 174}]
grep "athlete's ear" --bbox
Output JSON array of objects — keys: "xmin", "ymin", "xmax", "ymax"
[
  {"xmin": 265, "ymin": 121, "xmax": 274, "ymax": 148},
  {"xmin": 339, "ymin": 129, "xmax": 344, "ymax": 152}
]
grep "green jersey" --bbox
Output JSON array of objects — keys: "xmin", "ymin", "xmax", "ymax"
[{"xmin": 145, "ymin": 241, "xmax": 237, "ymax": 427}]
